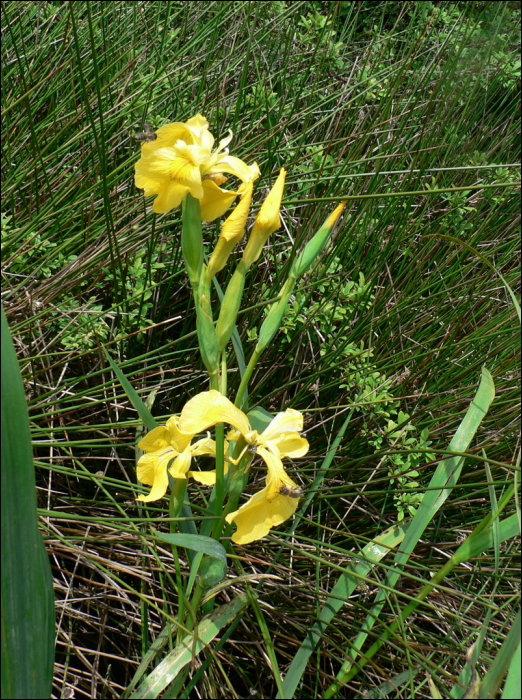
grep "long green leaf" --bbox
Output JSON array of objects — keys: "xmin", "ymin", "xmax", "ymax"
[
  {"xmin": 1, "ymin": 306, "xmax": 55, "ymax": 699},
  {"xmin": 104, "ymin": 347, "xmax": 158, "ymax": 431},
  {"xmin": 501, "ymin": 638, "xmax": 521, "ymax": 699},
  {"xmin": 481, "ymin": 609, "xmax": 521, "ymax": 699},
  {"xmin": 156, "ymin": 532, "xmax": 228, "ymax": 586},
  {"xmin": 130, "ymin": 593, "xmax": 250, "ymax": 698}
]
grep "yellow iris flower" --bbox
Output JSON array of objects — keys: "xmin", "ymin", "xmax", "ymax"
[
  {"xmin": 136, "ymin": 415, "xmax": 224, "ymax": 502},
  {"xmin": 134, "ymin": 114, "xmax": 260, "ymax": 220},
  {"xmin": 178, "ymin": 390, "xmax": 309, "ymax": 544}
]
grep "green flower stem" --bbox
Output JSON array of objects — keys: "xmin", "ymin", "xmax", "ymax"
[
  {"xmin": 213, "ymin": 422, "xmax": 225, "ymax": 535},
  {"xmin": 196, "ymin": 275, "xmax": 219, "ymax": 380},
  {"xmin": 169, "ymin": 479, "xmax": 187, "ymax": 634},
  {"xmin": 235, "ymin": 346, "xmax": 261, "ymax": 409},
  {"xmin": 235, "ymin": 202, "xmax": 347, "ymax": 406},
  {"xmin": 220, "ymin": 352, "xmax": 227, "ymax": 395},
  {"xmin": 211, "ymin": 499, "xmax": 236, "ymax": 542}
]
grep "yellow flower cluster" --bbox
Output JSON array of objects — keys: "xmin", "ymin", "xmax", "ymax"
[{"xmin": 136, "ymin": 391, "xmax": 308, "ymax": 545}]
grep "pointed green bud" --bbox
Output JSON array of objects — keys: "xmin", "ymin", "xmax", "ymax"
[
  {"xmin": 181, "ymin": 195, "xmax": 204, "ymax": 291},
  {"xmin": 295, "ymin": 201, "xmax": 346, "ymax": 277},
  {"xmin": 196, "ymin": 277, "xmax": 219, "ymax": 377},
  {"xmin": 256, "ymin": 275, "xmax": 296, "ymax": 353},
  {"xmin": 216, "ymin": 260, "xmax": 248, "ymax": 352}
]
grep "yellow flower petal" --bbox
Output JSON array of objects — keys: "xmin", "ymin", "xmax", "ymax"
[
  {"xmin": 134, "ymin": 115, "xmax": 256, "ymax": 219},
  {"xmin": 225, "ymin": 446, "xmax": 301, "ymax": 543},
  {"xmin": 179, "ymin": 390, "xmax": 251, "ymax": 437},
  {"xmin": 155, "ymin": 122, "xmax": 196, "ymax": 147},
  {"xmin": 151, "ymin": 182, "xmax": 191, "ymax": 215},
  {"xmin": 225, "ymin": 481, "xmax": 299, "ymax": 544},
  {"xmin": 261, "ymin": 408, "xmax": 304, "ymax": 441},
  {"xmin": 136, "ymin": 448, "xmax": 174, "ymax": 501},
  {"xmin": 188, "ymin": 469, "xmax": 218, "ymax": 486},
  {"xmin": 190, "ymin": 435, "xmax": 216, "ymax": 456},
  {"xmin": 188, "ymin": 460, "xmax": 228, "ymax": 486},
  {"xmin": 186, "ymin": 114, "xmax": 213, "ymax": 151},
  {"xmin": 138, "ymin": 425, "xmax": 172, "ymax": 452},
  {"xmin": 214, "ymin": 129, "xmax": 233, "ymax": 154},
  {"xmin": 209, "ymin": 155, "xmax": 260, "ymax": 185},
  {"xmin": 255, "ymin": 445, "xmax": 287, "ymax": 478},
  {"xmin": 187, "ymin": 436, "xmax": 229, "ymax": 485},
  {"xmin": 199, "ymin": 179, "xmax": 239, "ymax": 222},
  {"xmin": 265, "ymin": 435, "xmax": 309, "ymax": 459},
  {"xmin": 259, "ymin": 409, "xmax": 309, "ymax": 458}
]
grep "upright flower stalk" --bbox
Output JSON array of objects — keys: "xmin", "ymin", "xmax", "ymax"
[{"xmin": 134, "ymin": 113, "xmax": 345, "ymax": 552}]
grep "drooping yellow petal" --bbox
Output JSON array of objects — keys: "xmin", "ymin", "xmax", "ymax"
[
  {"xmin": 199, "ymin": 179, "xmax": 239, "ymax": 222},
  {"xmin": 188, "ymin": 469, "xmax": 218, "ymax": 486},
  {"xmin": 138, "ymin": 425, "xmax": 172, "ymax": 453},
  {"xmin": 188, "ymin": 460, "xmax": 229, "ymax": 486},
  {"xmin": 206, "ymin": 181, "xmax": 254, "ymax": 278},
  {"xmin": 242, "ymin": 168, "xmax": 286, "ymax": 267},
  {"xmin": 255, "ymin": 445, "xmax": 287, "ymax": 479},
  {"xmin": 225, "ymin": 476, "xmax": 300, "ymax": 544},
  {"xmin": 179, "ymin": 390, "xmax": 251, "ymax": 437},
  {"xmin": 134, "ymin": 159, "xmax": 164, "ymax": 196},
  {"xmin": 225, "ymin": 445, "xmax": 302, "ymax": 543},
  {"xmin": 151, "ymin": 182, "xmax": 191, "ymax": 215},
  {"xmin": 136, "ymin": 448, "xmax": 174, "ymax": 502}
]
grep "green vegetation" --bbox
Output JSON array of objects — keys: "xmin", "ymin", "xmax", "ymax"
[{"xmin": 2, "ymin": 1, "xmax": 520, "ymax": 697}]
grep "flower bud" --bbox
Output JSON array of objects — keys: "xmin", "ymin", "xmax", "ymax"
[{"xmin": 242, "ymin": 168, "xmax": 286, "ymax": 267}]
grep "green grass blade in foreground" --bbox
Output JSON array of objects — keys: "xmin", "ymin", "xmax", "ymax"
[
  {"xmin": 480, "ymin": 607, "xmax": 521, "ymax": 699},
  {"xmin": 501, "ymin": 638, "xmax": 521, "ymax": 700},
  {"xmin": 278, "ymin": 522, "xmax": 410, "ymax": 699},
  {"xmin": 366, "ymin": 670, "xmax": 421, "ymax": 699},
  {"xmin": 129, "ymin": 593, "xmax": 251, "ymax": 699},
  {"xmin": 324, "ymin": 366, "xmax": 496, "ymax": 697},
  {"xmin": 1, "ymin": 306, "xmax": 55, "ymax": 700},
  {"xmin": 104, "ymin": 347, "xmax": 158, "ymax": 431}
]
